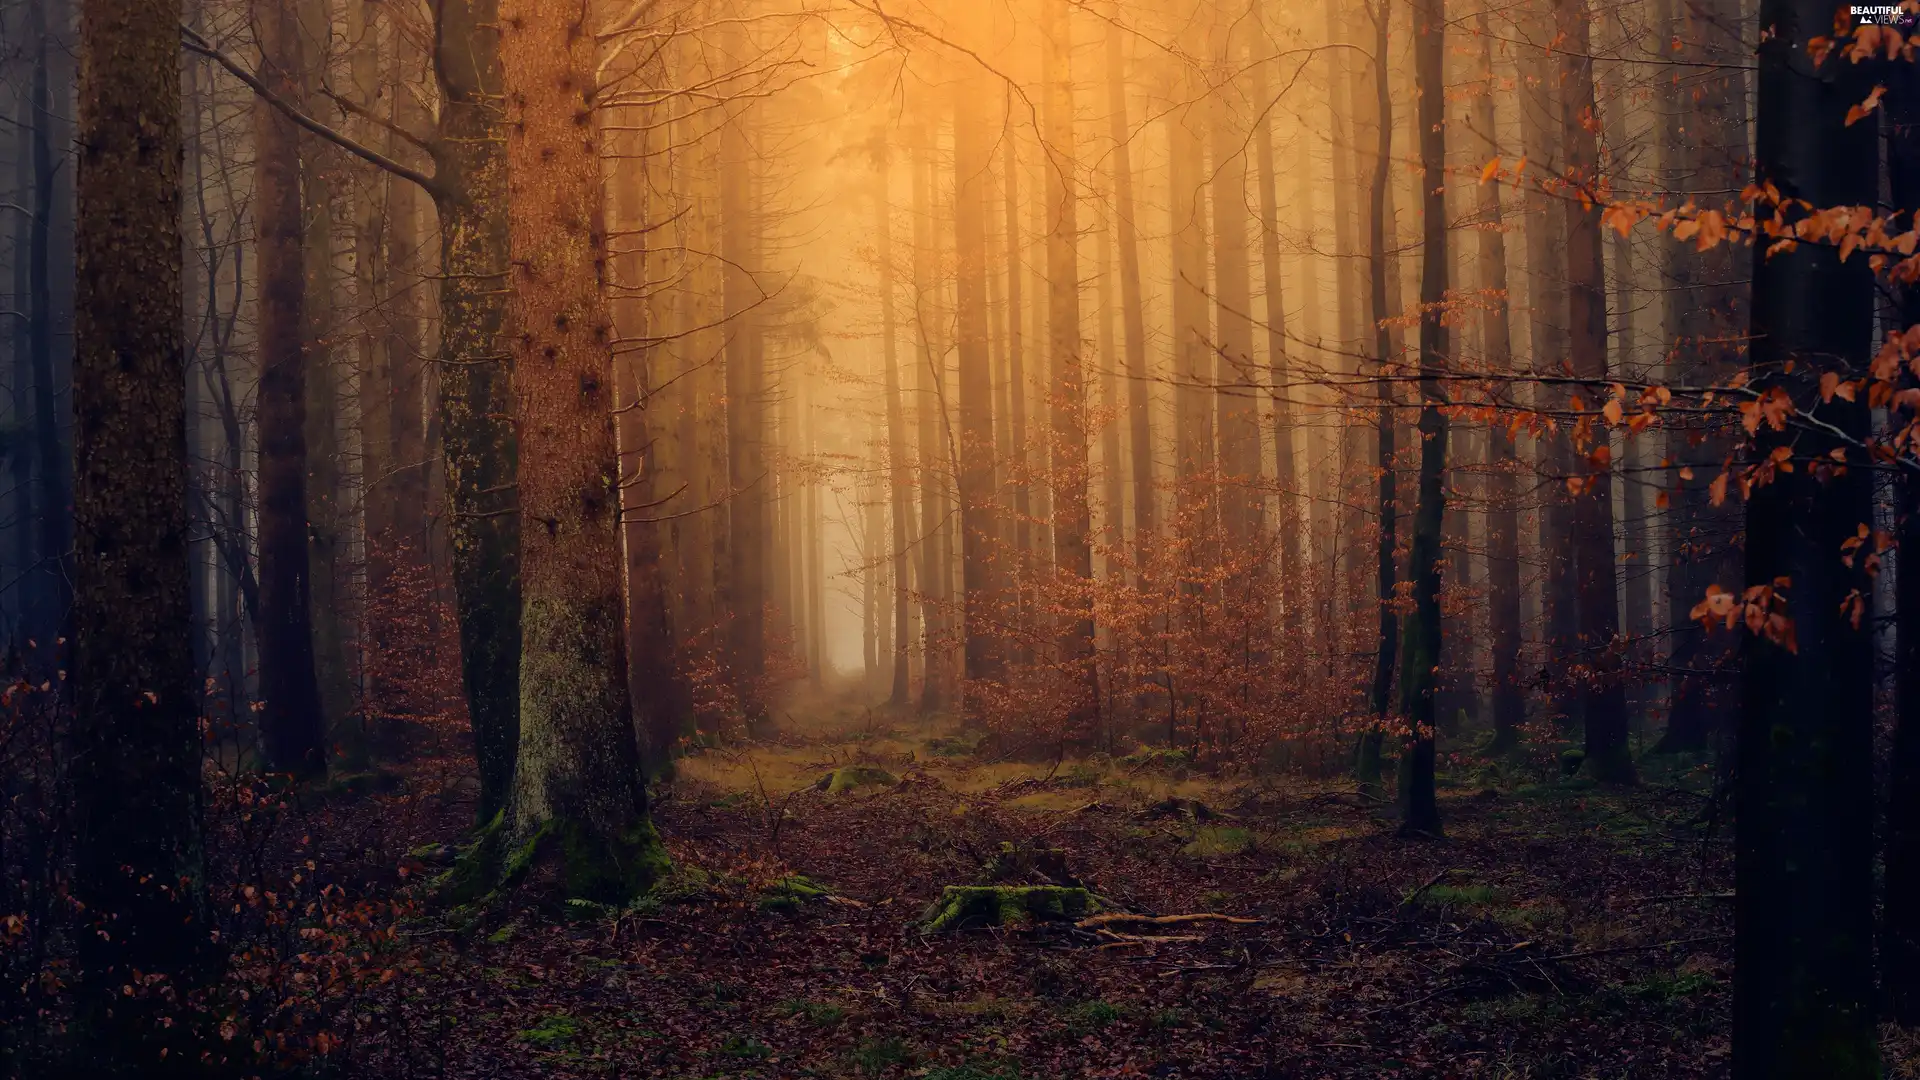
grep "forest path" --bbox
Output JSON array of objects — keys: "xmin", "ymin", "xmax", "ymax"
[{"xmin": 345, "ymin": 698, "xmax": 1736, "ymax": 1077}]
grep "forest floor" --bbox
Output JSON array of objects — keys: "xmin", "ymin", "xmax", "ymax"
[{"xmin": 296, "ymin": 693, "xmax": 1881, "ymax": 1079}]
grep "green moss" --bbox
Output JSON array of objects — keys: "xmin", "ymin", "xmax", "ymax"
[
  {"xmin": 920, "ymin": 885, "xmax": 1096, "ymax": 932},
  {"xmin": 519, "ymin": 1011, "xmax": 581, "ymax": 1049},
  {"xmin": 849, "ymin": 1036, "xmax": 913, "ymax": 1075},
  {"xmin": 756, "ymin": 874, "xmax": 831, "ymax": 911},
  {"xmin": 1119, "ymin": 745, "xmax": 1192, "ymax": 774},
  {"xmin": 1181, "ymin": 826, "xmax": 1254, "ymax": 857},
  {"xmin": 775, "ymin": 999, "xmax": 847, "ymax": 1026},
  {"xmin": 818, "ymin": 765, "xmax": 897, "ymax": 793},
  {"xmin": 1064, "ymin": 1000, "xmax": 1122, "ymax": 1033}
]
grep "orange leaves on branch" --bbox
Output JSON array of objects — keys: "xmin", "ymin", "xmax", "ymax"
[
  {"xmin": 1691, "ymin": 580, "xmax": 1798, "ymax": 653},
  {"xmin": 1846, "ymin": 84, "xmax": 1887, "ymax": 126},
  {"xmin": 1480, "ymin": 156, "xmax": 1501, "ymax": 185}
]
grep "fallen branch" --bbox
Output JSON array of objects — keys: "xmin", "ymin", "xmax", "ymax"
[{"xmin": 1077, "ymin": 912, "xmax": 1261, "ymax": 931}]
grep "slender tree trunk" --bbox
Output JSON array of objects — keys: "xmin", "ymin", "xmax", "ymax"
[
  {"xmin": 877, "ymin": 153, "xmax": 913, "ymax": 707},
  {"xmin": 26, "ymin": 0, "xmax": 68, "ymax": 666},
  {"xmin": 434, "ymin": 0, "xmax": 520, "ymax": 822},
  {"xmin": 953, "ymin": 72, "xmax": 1004, "ymax": 709},
  {"xmin": 1104, "ymin": 13, "xmax": 1154, "ymax": 551},
  {"xmin": 722, "ymin": 87, "xmax": 768, "ymax": 728},
  {"xmin": 1397, "ymin": 0, "xmax": 1446, "ymax": 836},
  {"xmin": 1735, "ymin": 0, "xmax": 1878, "ymax": 1067},
  {"xmin": 71, "ymin": 0, "xmax": 205, "ymax": 1061},
  {"xmin": 492, "ymin": 0, "xmax": 665, "ymax": 901},
  {"xmin": 254, "ymin": 0, "xmax": 327, "ymax": 778},
  {"xmin": 1250, "ymin": 0, "xmax": 1300, "ymax": 629},
  {"xmin": 913, "ymin": 143, "xmax": 949, "ymax": 712},
  {"xmin": 1357, "ymin": 0, "xmax": 1396, "ymax": 785},
  {"xmin": 1474, "ymin": 10, "xmax": 1525, "ymax": 754},
  {"xmin": 1555, "ymin": 0, "xmax": 1633, "ymax": 783}
]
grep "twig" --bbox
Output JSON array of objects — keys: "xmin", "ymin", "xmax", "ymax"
[
  {"xmin": 1078, "ymin": 912, "xmax": 1262, "ymax": 930},
  {"xmin": 1536, "ymin": 933, "xmax": 1732, "ymax": 962}
]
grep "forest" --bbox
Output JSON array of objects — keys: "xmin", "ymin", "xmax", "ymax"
[{"xmin": 0, "ymin": 0, "xmax": 1914, "ymax": 1073}]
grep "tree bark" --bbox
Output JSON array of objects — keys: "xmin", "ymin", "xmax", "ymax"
[
  {"xmin": 1250, "ymin": 0, "xmax": 1300, "ymax": 630},
  {"xmin": 877, "ymin": 151, "xmax": 913, "ymax": 707},
  {"xmin": 953, "ymin": 71, "xmax": 1005, "ymax": 707},
  {"xmin": 494, "ymin": 0, "xmax": 664, "ymax": 901},
  {"xmin": 1357, "ymin": 0, "xmax": 1396, "ymax": 785},
  {"xmin": 1103, "ymin": 12, "xmax": 1154, "ymax": 551},
  {"xmin": 1735, "ymin": 0, "xmax": 1878, "ymax": 1067},
  {"xmin": 254, "ymin": 0, "xmax": 327, "ymax": 778},
  {"xmin": 71, "ymin": 0, "xmax": 206, "ymax": 1062},
  {"xmin": 1397, "ymin": 0, "xmax": 1446, "ymax": 836}
]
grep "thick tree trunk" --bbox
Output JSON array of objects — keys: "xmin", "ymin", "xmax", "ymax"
[
  {"xmin": 1397, "ymin": 0, "xmax": 1446, "ymax": 836},
  {"xmin": 1735, "ymin": 0, "xmax": 1878, "ymax": 1068},
  {"xmin": 494, "ymin": 0, "xmax": 664, "ymax": 901},
  {"xmin": 25, "ymin": 0, "xmax": 68, "ymax": 666},
  {"xmin": 433, "ymin": 0, "xmax": 521, "ymax": 823},
  {"xmin": 254, "ymin": 0, "xmax": 327, "ymax": 778},
  {"xmin": 1882, "ymin": 33, "xmax": 1920, "ymax": 1026},
  {"xmin": 71, "ymin": 0, "xmax": 205, "ymax": 1063}
]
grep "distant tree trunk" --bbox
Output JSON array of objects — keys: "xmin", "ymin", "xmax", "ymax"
[
  {"xmin": 1003, "ymin": 123, "xmax": 1034, "ymax": 654},
  {"xmin": 434, "ymin": 0, "xmax": 521, "ymax": 823},
  {"xmin": 1396, "ymin": 0, "xmax": 1446, "ymax": 836},
  {"xmin": 351, "ymin": 0, "xmax": 394, "ymax": 759},
  {"xmin": 1473, "ymin": 11, "xmax": 1525, "ymax": 754},
  {"xmin": 1357, "ymin": 0, "xmax": 1396, "ymax": 786},
  {"xmin": 70, "ymin": 0, "xmax": 205, "ymax": 1062},
  {"xmin": 1250, "ymin": 0, "xmax": 1300, "ymax": 629},
  {"xmin": 254, "ymin": 0, "xmax": 327, "ymax": 778},
  {"xmin": 1735, "ymin": 0, "xmax": 1878, "ymax": 1068},
  {"xmin": 1654, "ymin": 0, "xmax": 1745, "ymax": 755},
  {"xmin": 1042, "ymin": 0, "xmax": 1098, "ymax": 733},
  {"xmin": 1103, "ymin": 13, "xmax": 1154, "ymax": 550},
  {"xmin": 299, "ymin": 0, "xmax": 355, "ymax": 763},
  {"xmin": 9, "ymin": 76, "xmax": 34, "ymax": 643},
  {"xmin": 722, "ymin": 92, "xmax": 768, "ymax": 728},
  {"xmin": 1517, "ymin": 7, "xmax": 1575, "ymax": 722},
  {"xmin": 1210, "ymin": 17, "xmax": 1260, "ymax": 557},
  {"xmin": 877, "ymin": 153, "xmax": 913, "ymax": 707},
  {"xmin": 493, "ymin": 0, "xmax": 665, "ymax": 901},
  {"xmin": 912, "ymin": 144, "xmax": 949, "ymax": 712},
  {"xmin": 953, "ymin": 72, "xmax": 1004, "ymax": 709},
  {"xmin": 1555, "ymin": 0, "xmax": 1633, "ymax": 784}
]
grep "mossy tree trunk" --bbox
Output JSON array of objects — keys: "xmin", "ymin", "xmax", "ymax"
[
  {"xmin": 72, "ymin": 0, "xmax": 206, "ymax": 1064},
  {"xmin": 432, "ymin": 0, "xmax": 521, "ymax": 823},
  {"xmin": 495, "ymin": 0, "xmax": 663, "ymax": 902}
]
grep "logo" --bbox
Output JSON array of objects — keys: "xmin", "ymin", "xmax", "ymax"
[{"xmin": 1853, "ymin": 4, "xmax": 1918, "ymax": 25}]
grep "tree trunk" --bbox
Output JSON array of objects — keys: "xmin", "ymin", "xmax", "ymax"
[
  {"xmin": 913, "ymin": 143, "xmax": 949, "ymax": 712},
  {"xmin": 1735, "ymin": 0, "xmax": 1878, "ymax": 1068},
  {"xmin": 1473, "ymin": 10, "xmax": 1525, "ymax": 754},
  {"xmin": 1250, "ymin": 0, "xmax": 1300, "ymax": 630},
  {"xmin": 722, "ymin": 84, "xmax": 768, "ymax": 729},
  {"xmin": 1357, "ymin": 0, "xmax": 1396, "ymax": 786},
  {"xmin": 877, "ymin": 151, "xmax": 913, "ymax": 707},
  {"xmin": 434, "ymin": 0, "xmax": 521, "ymax": 823},
  {"xmin": 1555, "ymin": 0, "xmax": 1633, "ymax": 784},
  {"xmin": 26, "ymin": 0, "xmax": 68, "ymax": 667},
  {"xmin": 953, "ymin": 71, "xmax": 1005, "ymax": 708},
  {"xmin": 1104, "ymin": 13, "xmax": 1154, "ymax": 551},
  {"xmin": 1396, "ymin": 0, "xmax": 1446, "ymax": 836},
  {"xmin": 254, "ymin": 0, "xmax": 327, "ymax": 778},
  {"xmin": 1043, "ymin": 0, "xmax": 1098, "ymax": 732},
  {"xmin": 494, "ymin": 0, "xmax": 664, "ymax": 901},
  {"xmin": 71, "ymin": 0, "xmax": 205, "ymax": 1061}
]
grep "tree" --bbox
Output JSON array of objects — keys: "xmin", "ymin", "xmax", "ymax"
[
  {"xmin": 1357, "ymin": 0, "xmax": 1396, "ymax": 785},
  {"xmin": 876, "ymin": 143, "xmax": 914, "ymax": 707},
  {"xmin": 253, "ymin": 0, "xmax": 327, "ymax": 778},
  {"xmin": 70, "ymin": 0, "xmax": 205, "ymax": 1065},
  {"xmin": 483, "ymin": 0, "xmax": 666, "ymax": 901},
  {"xmin": 1734, "ymin": 0, "xmax": 1879, "ymax": 1067},
  {"xmin": 1395, "ymin": 0, "xmax": 1445, "ymax": 836},
  {"xmin": 1102, "ymin": 8, "xmax": 1154, "ymax": 552}
]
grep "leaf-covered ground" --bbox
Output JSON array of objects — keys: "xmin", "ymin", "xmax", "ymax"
[{"xmin": 309, "ymin": 701, "xmax": 1787, "ymax": 1079}]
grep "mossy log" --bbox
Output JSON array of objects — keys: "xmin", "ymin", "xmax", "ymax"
[{"xmin": 920, "ymin": 885, "xmax": 1096, "ymax": 932}]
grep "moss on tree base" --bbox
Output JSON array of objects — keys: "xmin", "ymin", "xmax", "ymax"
[
  {"xmin": 437, "ymin": 809, "xmax": 671, "ymax": 909},
  {"xmin": 920, "ymin": 885, "xmax": 1096, "ymax": 933}
]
